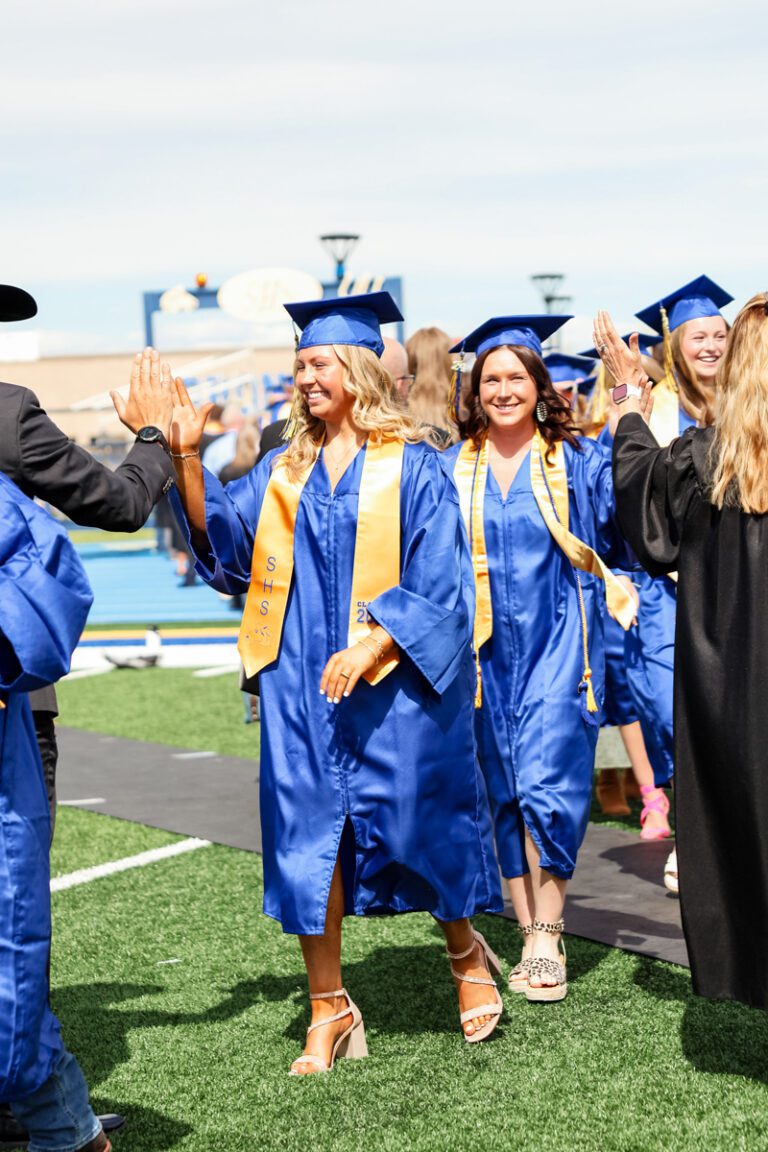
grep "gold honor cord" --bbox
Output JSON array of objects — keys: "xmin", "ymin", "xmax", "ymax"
[
  {"xmin": 530, "ymin": 432, "xmax": 636, "ymax": 713},
  {"xmin": 347, "ymin": 439, "xmax": 404, "ymax": 685},
  {"xmin": 455, "ymin": 437, "xmax": 493, "ymax": 706},
  {"xmin": 238, "ymin": 450, "xmax": 320, "ymax": 678}
]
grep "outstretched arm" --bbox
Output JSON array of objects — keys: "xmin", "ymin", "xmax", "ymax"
[{"xmin": 166, "ymin": 373, "xmax": 215, "ymax": 554}]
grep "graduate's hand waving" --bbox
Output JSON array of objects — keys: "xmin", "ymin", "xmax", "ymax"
[
  {"xmin": 320, "ymin": 644, "xmax": 377, "ymax": 705},
  {"xmin": 593, "ymin": 311, "xmax": 654, "ymax": 423},
  {"xmin": 169, "ymin": 374, "xmax": 215, "ymax": 455}
]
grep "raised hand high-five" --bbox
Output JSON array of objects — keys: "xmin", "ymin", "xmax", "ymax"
[
  {"xmin": 169, "ymin": 375, "xmax": 215, "ymax": 457},
  {"xmin": 111, "ymin": 348, "xmax": 174, "ymax": 436}
]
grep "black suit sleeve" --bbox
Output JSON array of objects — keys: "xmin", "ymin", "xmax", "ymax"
[{"xmin": 12, "ymin": 386, "xmax": 175, "ymax": 531}]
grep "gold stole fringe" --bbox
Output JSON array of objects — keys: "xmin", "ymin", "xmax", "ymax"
[
  {"xmin": 455, "ymin": 437, "xmax": 493, "ymax": 706},
  {"xmin": 238, "ymin": 439, "xmax": 404, "ymax": 682}
]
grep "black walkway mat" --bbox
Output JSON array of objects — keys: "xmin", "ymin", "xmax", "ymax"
[{"xmin": 57, "ymin": 727, "xmax": 687, "ymax": 967}]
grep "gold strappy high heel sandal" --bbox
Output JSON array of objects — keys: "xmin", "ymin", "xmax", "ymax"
[
  {"xmin": 508, "ymin": 921, "xmax": 534, "ymax": 994},
  {"xmin": 289, "ymin": 988, "xmax": 368, "ymax": 1075},
  {"xmin": 447, "ymin": 929, "xmax": 504, "ymax": 1043},
  {"xmin": 525, "ymin": 918, "xmax": 567, "ymax": 1003}
]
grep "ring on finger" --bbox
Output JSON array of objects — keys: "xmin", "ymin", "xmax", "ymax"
[{"xmin": 339, "ymin": 671, "xmax": 350, "ymax": 679}]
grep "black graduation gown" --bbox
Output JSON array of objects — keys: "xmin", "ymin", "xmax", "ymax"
[{"xmin": 613, "ymin": 413, "xmax": 768, "ymax": 1010}]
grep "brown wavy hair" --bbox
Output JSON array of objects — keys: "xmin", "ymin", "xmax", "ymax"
[
  {"xmin": 710, "ymin": 293, "xmax": 768, "ymax": 512},
  {"xmin": 458, "ymin": 344, "xmax": 581, "ymax": 459}
]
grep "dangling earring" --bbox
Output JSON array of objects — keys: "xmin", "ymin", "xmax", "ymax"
[{"xmin": 535, "ymin": 398, "xmax": 548, "ymax": 423}]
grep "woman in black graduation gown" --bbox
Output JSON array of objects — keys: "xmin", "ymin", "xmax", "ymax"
[{"xmin": 595, "ymin": 297, "xmax": 768, "ymax": 1009}]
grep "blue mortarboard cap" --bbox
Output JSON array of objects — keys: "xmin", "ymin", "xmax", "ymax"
[
  {"xmin": 284, "ymin": 291, "xmax": 403, "ymax": 358},
  {"xmin": 635, "ymin": 275, "xmax": 733, "ymax": 335},
  {"xmin": 451, "ymin": 315, "xmax": 572, "ymax": 359},
  {"xmin": 578, "ymin": 375, "xmax": 597, "ymax": 397},
  {"xmin": 0, "ymin": 284, "xmax": 37, "ymax": 322},
  {"xmin": 543, "ymin": 353, "xmax": 596, "ymax": 385},
  {"xmin": 580, "ymin": 332, "xmax": 663, "ymax": 359}
]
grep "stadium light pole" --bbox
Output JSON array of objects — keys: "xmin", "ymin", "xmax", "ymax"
[
  {"xmin": 320, "ymin": 233, "xmax": 360, "ymax": 286},
  {"xmin": 531, "ymin": 273, "xmax": 571, "ymax": 352}
]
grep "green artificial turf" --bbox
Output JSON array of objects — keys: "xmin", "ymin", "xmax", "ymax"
[
  {"xmin": 51, "ymin": 807, "xmax": 185, "ymax": 879},
  {"xmin": 50, "ymin": 809, "xmax": 768, "ymax": 1152},
  {"xmin": 56, "ymin": 669, "xmax": 260, "ymax": 761}
]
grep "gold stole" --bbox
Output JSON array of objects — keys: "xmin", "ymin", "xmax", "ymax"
[
  {"xmin": 648, "ymin": 375, "xmax": 683, "ymax": 584},
  {"xmin": 455, "ymin": 437, "xmax": 493, "ymax": 706},
  {"xmin": 346, "ymin": 439, "xmax": 403, "ymax": 684},
  {"xmin": 649, "ymin": 374, "xmax": 681, "ymax": 448},
  {"xmin": 455, "ymin": 432, "xmax": 635, "ymax": 712},
  {"xmin": 238, "ymin": 439, "xmax": 404, "ymax": 683}
]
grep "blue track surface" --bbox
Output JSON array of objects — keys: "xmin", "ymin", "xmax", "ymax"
[{"xmin": 75, "ymin": 542, "xmax": 241, "ymax": 625}]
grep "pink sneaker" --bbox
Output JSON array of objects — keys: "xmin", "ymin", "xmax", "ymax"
[{"xmin": 639, "ymin": 785, "xmax": 672, "ymax": 841}]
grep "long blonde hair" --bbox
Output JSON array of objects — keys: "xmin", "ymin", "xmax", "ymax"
[
  {"xmin": 405, "ymin": 327, "xmax": 454, "ymax": 433},
  {"xmin": 280, "ymin": 344, "xmax": 428, "ymax": 479},
  {"xmin": 710, "ymin": 294, "xmax": 768, "ymax": 513}
]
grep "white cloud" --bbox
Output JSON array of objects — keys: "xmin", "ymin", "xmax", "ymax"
[{"xmin": 1, "ymin": 0, "xmax": 766, "ymax": 352}]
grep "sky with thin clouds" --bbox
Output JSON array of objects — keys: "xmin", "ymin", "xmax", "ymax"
[{"xmin": 1, "ymin": 0, "xmax": 765, "ymax": 356}]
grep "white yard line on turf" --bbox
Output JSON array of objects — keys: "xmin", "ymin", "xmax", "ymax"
[{"xmin": 51, "ymin": 837, "xmax": 211, "ymax": 892}]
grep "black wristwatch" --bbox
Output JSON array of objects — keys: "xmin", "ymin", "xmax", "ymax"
[{"xmin": 136, "ymin": 426, "xmax": 170, "ymax": 452}]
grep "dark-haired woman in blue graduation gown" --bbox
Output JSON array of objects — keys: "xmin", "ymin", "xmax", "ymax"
[
  {"xmin": 165, "ymin": 294, "xmax": 504, "ymax": 1075},
  {"xmin": 0, "ymin": 474, "xmax": 110, "ymax": 1150},
  {"xmin": 443, "ymin": 316, "xmax": 635, "ymax": 1003}
]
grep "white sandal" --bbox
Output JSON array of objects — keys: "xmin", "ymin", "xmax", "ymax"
[
  {"xmin": 664, "ymin": 848, "xmax": 679, "ymax": 894},
  {"xmin": 447, "ymin": 929, "xmax": 504, "ymax": 1043},
  {"xmin": 289, "ymin": 988, "xmax": 368, "ymax": 1075}
]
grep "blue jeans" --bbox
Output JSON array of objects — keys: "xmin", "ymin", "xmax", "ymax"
[{"xmin": 9, "ymin": 1047, "xmax": 100, "ymax": 1152}]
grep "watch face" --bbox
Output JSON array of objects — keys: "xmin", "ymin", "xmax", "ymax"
[
  {"xmin": 612, "ymin": 383, "xmax": 629, "ymax": 403},
  {"xmin": 138, "ymin": 426, "xmax": 160, "ymax": 442}
]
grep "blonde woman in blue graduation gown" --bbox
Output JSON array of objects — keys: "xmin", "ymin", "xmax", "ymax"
[
  {"xmin": 442, "ymin": 316, "xmax": 636, "ymax": 1002},
  {"xmin": 166, "ymin": 293, "xmax": 503, "ymax": 1074},
  {"xmin": 599, "ymin": 276, "xmax": 732, "ymax": 892}
]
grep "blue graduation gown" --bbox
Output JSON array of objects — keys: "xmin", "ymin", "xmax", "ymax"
[
  {"xmin": 0, "ymin": 475, "xmax": 92, "ymax": 1101},
  {"xmin": 443, "ymin": 439, "xmax": 626, "ymax": 880},
  {"xmin": 173, "ymin": 442, "xmax": 502, "ymax": 934},
  {"xmin": 595, "ymin": 424, "xmax": 638, "ymax": 728},
  {"xmin": 619, "ymin": 405, "xmax": 695, "ymax": 785}
]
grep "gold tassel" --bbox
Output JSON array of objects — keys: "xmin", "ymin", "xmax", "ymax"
[
  {"xmin": 575, "ymin": 570, "xmax": 599, "ymax": 713},
  {"xmin": 660, "ymin": 306, "xmax": 678, "ymax": 393}
]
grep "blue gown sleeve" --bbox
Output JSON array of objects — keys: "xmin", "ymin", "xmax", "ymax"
[
  {"xmin": 368, "ymin": 446, "xmax": 472, "ymax": 696},
  {"xmin": 169, "ymin": 450, "xmax": 282, "ymax": 593},
  {"xmin": 0, "ymin": 477, "xmax": 93, "ymax": 693},
  {"xmin": 574, "ymin": 439, "xmax": 634, "ymax": 571}
]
